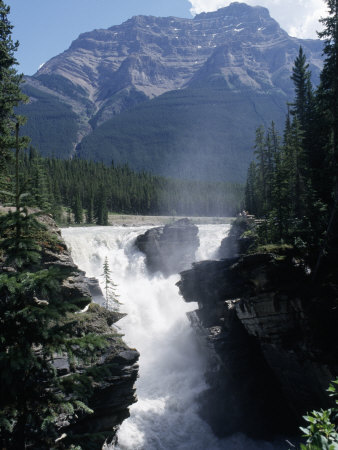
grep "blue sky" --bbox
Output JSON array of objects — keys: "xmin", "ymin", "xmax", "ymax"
[{"xmin": 9, "ymin": 0, "xmax": 326, "ymax": 76}]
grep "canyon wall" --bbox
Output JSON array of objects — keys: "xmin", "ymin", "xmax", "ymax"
[{"xmin": 177, "ymin": 219, "xmax": 338, "ymax": 438}]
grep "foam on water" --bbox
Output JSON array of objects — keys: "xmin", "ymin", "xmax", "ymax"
[{"xmin": 62, "ymin": 224, "xmax": 281, "ymax": 450}]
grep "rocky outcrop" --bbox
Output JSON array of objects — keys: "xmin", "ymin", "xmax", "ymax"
[
  {"xmin": 135, "ymin": 218, "xmax": 199, "ymax": 276},
  {"xmin": 217, "ymin": 215, "xmax": 255, "ymax": 258},
  {"xmin": 36, "ymin": 215, "xmax": 139, "ymax": 448},
  {"xmin": 57, "ymin": 304, "xmax": 138, "ymax": 449},
  {"xmin": 177, "ymin": 243, "xmax": 338, "ymax": 438}
]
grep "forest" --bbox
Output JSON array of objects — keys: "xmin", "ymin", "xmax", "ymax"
[
  {"xmin": 8, "ymin": 151, "xmax": 244, "ymax": 224},
  {"xmin": 244, "ymin": 36, "xmax": 337, "ymax": 281}
]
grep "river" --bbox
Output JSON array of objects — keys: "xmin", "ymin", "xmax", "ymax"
[{"xmin": 62, "ymin": 224, "xmax": 281, "ymax": 450}]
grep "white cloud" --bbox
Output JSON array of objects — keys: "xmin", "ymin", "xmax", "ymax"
[{"xmin": 188, "ymin": 0, "xmax": 328, "ymax": 39}]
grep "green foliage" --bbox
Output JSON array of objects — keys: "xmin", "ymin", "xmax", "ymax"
[
  {"xmin": 0, "ymin": 0, "xmax": 28, "ymax": 203},
  {"xmin": 244, "ymin": 37, "xmax": 338, "ymax": 274},
  {"xmin": 17, "ymin": 84, "xmax": 79, "ymax": 159},
  {"xmin": 300, "ymin": 379, "xmax": 338, "ymax": 450},
  {"xmin": 0, "ymin": 1, "xmax": 27, "ymax": 150},
  {"xmin": 290, "ymin": 46, "xmax": 313, "ymax": 131},
  {"xmin": 72, "ymin": 191, "xmax": 83, "ymax": 224},
  {"xmin": 0, "ymin": 262, "xmax": 104, "ymax": 447},
  {"xmin": 13, "ymin": 153, "xmax": 244, "ymax": 220}
]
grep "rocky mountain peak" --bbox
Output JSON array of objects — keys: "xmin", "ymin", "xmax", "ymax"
[
  {"xmin": 194, "ymin": 2, "xmax": 282, "ymax": 38},
  {"xmin": 194, "ymin": 2, "xmax": 269, "ymax": 19},
  {"xmin": 32, "ymin": 2, "xmax": 318, "ymax": 119},
  {"xmin": 22, "ymin": 3, "xmax": 323, "ymax": 181}
]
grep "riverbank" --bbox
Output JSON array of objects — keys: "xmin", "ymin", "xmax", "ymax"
[
  {"xmin": 58, "ymin": 214, "xmax": 234, "ymax": 228},
  {"xmin": 0, "ymin": 206, "xmax": 234, "ymax": 228},
  {"xmin": 108, "ymin": 214, "xmax": 233, "ymax": 227}
]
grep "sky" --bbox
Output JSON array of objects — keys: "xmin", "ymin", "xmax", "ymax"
[{"xmin": 9, "ymin": 0, "xmax": 327, "ymax": 76}]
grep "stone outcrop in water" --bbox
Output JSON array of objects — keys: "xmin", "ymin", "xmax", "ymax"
[
  {"xmin": 177, "ymin": 221, "xmax": 338, "ymax": 438},
  {"xmin": 135, "ymin": 218, "xmax": 199, "ymax": 276}
]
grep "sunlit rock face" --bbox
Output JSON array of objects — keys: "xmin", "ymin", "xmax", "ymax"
[{"xmin": 32, "ymin": 2, "xmax": 322, "ymax": 118}]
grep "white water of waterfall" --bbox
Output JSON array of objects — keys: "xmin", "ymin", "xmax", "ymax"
[{"xmin": 62, "ymin": 225, "xmax": 281, "ymax": 450}]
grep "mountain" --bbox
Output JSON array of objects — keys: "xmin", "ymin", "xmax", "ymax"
[{"xmin": 19, "ymin": 2, "xmax": 323, "ymax": 181}]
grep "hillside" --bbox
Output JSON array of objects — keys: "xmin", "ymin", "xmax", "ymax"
[{"xmin": 77, "ymin": 87, "xmax": 287, "ymax": 181}]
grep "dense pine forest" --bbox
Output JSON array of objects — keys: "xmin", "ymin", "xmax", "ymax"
[
  {"xmin": 244, "ymin": 4, "xmax": 338, "ymax": 282},
  {"xmin": 9, "ymin": 152, "xmax": 244, "ymax": 224}
]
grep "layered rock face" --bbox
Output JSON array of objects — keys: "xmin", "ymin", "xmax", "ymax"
[
  {"xmin": 177, "ymin": 231, "xmax": 338, "ymax": 437},
  {"xmin": 57, "ymin": 304, "xmax": 139, "ymax": 449},
  {"xmin": 135, "ymin": 218, "xmax": 199, "ymax": 276},
  {"xmin": 32, "ymin": 3, "xmax": 322, "ymax": 122}
]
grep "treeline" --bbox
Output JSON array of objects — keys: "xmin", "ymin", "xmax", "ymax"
[
  {"xmin": 244, "ymin": 5, "xmax": 337, "ymax": 277},
  {"xmin": 13, "ymin": 152, "xmax": 244, "ymax": 223}
]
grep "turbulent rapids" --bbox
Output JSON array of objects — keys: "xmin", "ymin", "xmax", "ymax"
[{"xmin": 62, "ymin": 224, "xmax": 279, "ymax": 450}]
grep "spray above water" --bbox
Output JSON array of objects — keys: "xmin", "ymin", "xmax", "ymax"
[{"xmin": 62, "ymin": 224, "xmax": 280, "ymax": 450}]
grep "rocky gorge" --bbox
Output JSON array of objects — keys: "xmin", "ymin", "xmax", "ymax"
[
  {"xmin": 133, "ymin": 216, "xmax": 338, "ymax": 438},
  {"xmin": 4, "ymin": 212, "xmax": 335, "ymax": 447},
  {"xmin": 176, "ymin": 217, "xmax": 338, "ymax": 438},
  {"xmin": 51, "ymin": 214, "xmax": 337, "ymax": 446},
  {"xmin": 9, "ymin": 214, "xmax": 140, "ymax": 449}
]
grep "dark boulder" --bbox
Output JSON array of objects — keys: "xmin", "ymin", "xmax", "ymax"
[
  {"xmin": 217, "ymin": 215, "xmax": 255, "ymax": 259},
  {"xmin": 135, "ymin": 218, "xmax": 199, "ymax": 276}
]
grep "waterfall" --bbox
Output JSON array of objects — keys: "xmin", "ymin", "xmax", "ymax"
[{"xmin": 62, "ymin": 224, "xmax": 281, "ymax": 450}]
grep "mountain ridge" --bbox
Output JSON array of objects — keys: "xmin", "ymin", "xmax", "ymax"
[{"xmin": 19, "ymin": 2, "xmax": 324, "ymax": 181}]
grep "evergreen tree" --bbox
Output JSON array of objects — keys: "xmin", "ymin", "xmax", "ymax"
[
  {"xmin": 245, "ymin": 161, "xmax": 258, "ymax": 214},
  {"xmin": 290, "ymin": 46, "xmax": 312, "ymax": 130},
  {"xmin": 318, "ymin": 0, "xmax": 338, "ymax": 173},
  {"xmin": 0, "ymin": 126, "xmax": 108, "ymax": 449},
  {"xmin": 0, "ymin": 1, "xmax": 27, "ymax": 201},
  {"xmin": 95, "ymin": 187, "xmax": 108, "ymax": 225},
  {"xmin": 102, "ymin": 256, "xmax": 119, "ymax": 310},
  {"xmin": 67, "ymin": 207, "xmax": 72, "ymax": 224},
  {"xmin": 86, "ymin": 194, "xmax": 94, "ymax": 224},
  {"xmin": 312, "ymin": 0, "xmax": 338, "ymax": 279},
  {"xmin": 0, "ymin": 125, "xmax": 43, "ymax": 269},
  {"xmin": 289, "ymin": 117, "xmax": 305, "ymax": 219},
  {"xmin": 72, "ymin": 192, "xmax": 83, "ymax": 224},
  {"xmin": 244, "ymin": 8, "xmax": 338, "ymax": 275},
  {"xmin": 253, "ymin": 125, "xmax": 267, "ymax": 215},
  {"xmin": 0, "ymin": 13, "xmax": 110, "ymax": 446},
  {"xmin": 26, "ymin": 147, "xmax": 51, "ymax": 211}
]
